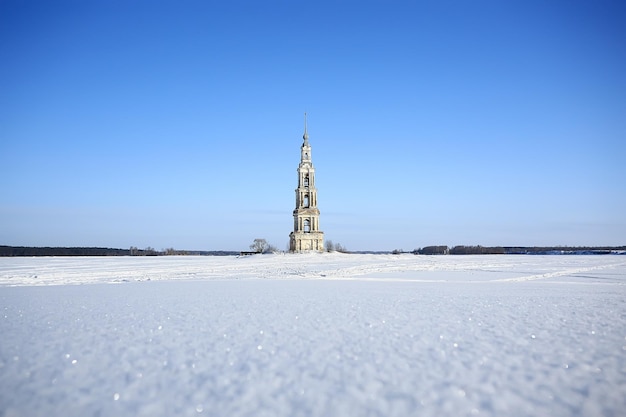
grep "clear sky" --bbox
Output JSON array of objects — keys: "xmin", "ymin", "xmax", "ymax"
[{"xmin": 1, "ymin": 0, "xmax": 625, "ymax": 252}]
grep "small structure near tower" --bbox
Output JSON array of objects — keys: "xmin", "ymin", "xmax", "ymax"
[{"xmin": 289, "ymin": 114, "xmax": 324, "ymax": 252}]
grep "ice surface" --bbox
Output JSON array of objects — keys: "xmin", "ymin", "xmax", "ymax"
[{"xmin": 0, "ymin": 254, "xmax": 625, "ymax": 416}]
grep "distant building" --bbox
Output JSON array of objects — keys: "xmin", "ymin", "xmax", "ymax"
[{"xmin": 289, "ymin": 114, "xmax": 324, "ymax": 252}]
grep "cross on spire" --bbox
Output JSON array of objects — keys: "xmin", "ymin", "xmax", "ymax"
[{"xmin": 303, "ymin": 112, "xmax": 309, "ymax": 143}]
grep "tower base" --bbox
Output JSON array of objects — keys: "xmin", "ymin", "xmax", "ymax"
[{"xmin": 289, "ymin": 231, "xmax": 324, "ymax": 252}]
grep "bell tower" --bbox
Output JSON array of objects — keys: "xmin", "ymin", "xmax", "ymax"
[{"xmin": 289, "ymin": 113, "xmax": 324, "ymax": 252}]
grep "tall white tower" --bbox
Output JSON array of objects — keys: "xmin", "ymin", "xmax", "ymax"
[{"xmin": 289, "ymin": 114, "xmax": 324, "ymax": 252}]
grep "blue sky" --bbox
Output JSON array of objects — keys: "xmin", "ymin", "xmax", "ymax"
[{"xmin": 1, "ymin": 0, "xmax": 624, "ymax": 251}]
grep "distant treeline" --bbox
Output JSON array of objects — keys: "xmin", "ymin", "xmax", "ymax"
[
  {"xmin": 0, "ymin": 246, "xmax": 239, "ymax": 257},
  {"xmin": 2, "ymin": 245, "xmax": 625, "ymax": 257},
  {"xmin": 415, "ymin": 245, "xmax": 626, "ymax": 255}
]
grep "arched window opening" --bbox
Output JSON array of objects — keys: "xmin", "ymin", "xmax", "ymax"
[
  {"xmin": 303, "ymin": 194, "xmax": 309, "ymax": 208},
  {"xmin": 304, "ymin": 174, "xmax": 309, "ymax": 188},
  {"xmin": 304, "ymin": 219, "xmax": 311, "ymax": 233}
]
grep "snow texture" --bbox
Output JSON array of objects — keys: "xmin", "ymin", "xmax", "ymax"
[{"xmin": 1, "ymin": 254, "xmax": 625, "ymax": 417}]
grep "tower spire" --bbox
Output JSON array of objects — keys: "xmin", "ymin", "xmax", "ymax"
[{"xmin": 303, "ymin": 112, "xmax": 309, "ymax": 143}]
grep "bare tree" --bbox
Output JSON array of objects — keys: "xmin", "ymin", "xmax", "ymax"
[
  {"xmin": 250, "ymin": 238, "xmax": 276, "ymax": 254},
  {"xmin": 335, "ymin": 243, "xmax": 347, "ymax": 253},
  {"xmin": 325, "ymin": 239, "xmax": 335, "ymax": 252}
]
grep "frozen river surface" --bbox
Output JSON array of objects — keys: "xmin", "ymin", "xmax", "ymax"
[{"xmin": 0, "ymin": 254, "xmax": 625, "ymax": 416}]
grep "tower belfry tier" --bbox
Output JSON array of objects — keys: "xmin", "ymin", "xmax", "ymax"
[{"xmin": 289, "ymin": 113, "xmax": 324, "ymax": 252}]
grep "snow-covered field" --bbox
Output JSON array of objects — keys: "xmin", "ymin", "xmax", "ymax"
[{"xmin": 1, "ymin": 253, "xmax": 625, "ymax": 417}]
